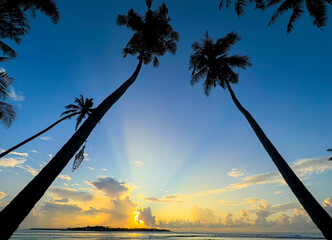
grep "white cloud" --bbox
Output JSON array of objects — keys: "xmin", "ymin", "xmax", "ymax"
[
  {"xmin": 0, "ymin": 157, "xmax": 26, "ymax": 167},
  {"xmin": 323, "ymin": 198, "xmax": 332, "ymax": 217},
  {"xmin": 191, "ymin": 205, "xmax": 216, "ymax": 223},
  {"xmin": 8, "ymin": 86, "xmax": 25, "ymax": 102},
  {"xmin": 87, "ymin": 167, "xmax": 94, "ymax": 171},
  {"xmin": 40, "ymin": 137, "xmax": 54, "ymax": 141},
  {"xmin": 1, "ymin": 149, "xmax": 28, "ymax": 157},
  {"xmin": 134, "ymin": 161, "xmax": 144, "ymax": 167},
  {"xmin": 101, "ymin": 168, "xmax": 107, "ymax": 171},
  {"xmin": 30, "ymin": 150, "xmax": 39, "ymax": 153},
  {"xmin": 19, "ymin": 165, "xmax": 38, "ymax": 176},
  {"xmin": 227, "ymin": 168, "xmax": 245, "ymax": 178},
  {"xmin": 57, "ymin": 175, "xmax": 72, "ymax": 181}
]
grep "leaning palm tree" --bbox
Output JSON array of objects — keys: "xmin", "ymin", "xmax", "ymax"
[
  {"xmin": 189, "ymin": 31, "xmax": 332, "ymax": 239},
  {"xmin": 0, "ymin": 95, "xmax": 94, "ymax": 159},
  {"xmin": 0, "ymin": 70, "xmax": 15, "ymax": 127},
  {"xmin": 0, "ymin": 0, "xmax": 178, "ymax": 238},
  {"xmin": 0, "ymin": 0, "xmax": 59, "ymax": 59}
]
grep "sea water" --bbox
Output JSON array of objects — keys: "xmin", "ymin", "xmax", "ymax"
[{"xmin": 10, "ymin": 229, "xmax": 325, "ymax": 239}]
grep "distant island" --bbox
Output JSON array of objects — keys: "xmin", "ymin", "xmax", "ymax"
[{"xmin": 31, "ymin": 226, "xmax": 170, "ymax": 232}]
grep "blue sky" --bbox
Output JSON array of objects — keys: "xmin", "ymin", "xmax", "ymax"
[{"xmin": 0, "ymin": 0, "xmax": 331, "ymax": 232}]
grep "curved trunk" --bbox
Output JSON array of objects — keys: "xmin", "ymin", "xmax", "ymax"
[
  {"xmin": 0, "ymin": 113, "xmax": 76, "ymax": 159},
  {"xmin": 225, "ymin": 80, "xmax": 332, "ymax": 239},
  {"xmin": 0, "ymin": 57, "xmax": 143, "ymax": 239}
]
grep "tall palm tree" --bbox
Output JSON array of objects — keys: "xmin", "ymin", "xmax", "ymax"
[
  {"xmin": 0, "ymin": 1, "xmax": 178, "ymax": 238},
  {"xmin": 0, "ymin": 70, "xmax": 15, "ymax": 127},
  {"xmin": 189, "ymin": 31, "xmax": 332, "ymax": 239},
  {"xmin": 219, "ymin": 0, "xmax": 332, "ymax": 32},
  {"xmin": 0, "ymin": 0, "xmax": 59, "ymax": 59},
  {"xmin": 0, "ymin": 95, "xmax": 94, "ymax": 159}
]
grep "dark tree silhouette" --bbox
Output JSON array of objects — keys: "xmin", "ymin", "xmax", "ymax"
[
  {"xmin": 0, "ymin": 95, "xmax": 94, "ymax": 159},
  {"xmin": 0, "ymin": 71, "xmax": 15, "ymax": 127},
  {"xmin": 219, "ymin": 0, "xmax": 332, "ymax": 32},
  {"xmin": 0, "ymin": 0, "xmax": 178, "ymax": 238},
  {"xmin": 0, "ymin": 0, "xmax": 59, "ymax": 59},
  {"xmin": 189, "ymin": 31, "xmax": 332, "ymax": 239}
]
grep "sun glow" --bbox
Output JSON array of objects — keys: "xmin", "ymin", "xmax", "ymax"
[{"xmin": 129, "ymin": 211, "xmax": 146, "ymax": 228}]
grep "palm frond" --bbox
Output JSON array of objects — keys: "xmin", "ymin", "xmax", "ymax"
[
  {"xmin": 305, "ymin": 0, "xmax": 327, "ymax": 28},
  {"xmin": 235, "ymin": 0, "xmax": 248, "ymax": 17},
  {"xmin": 287, "ymin": 4, "xmax": 304, "ymax": 32},
  {"xmin": 219, "ymin": 0, "xmax": 232, "ymax": 9},
  {"xmin": 0, "ymin": 41, "xmax": 17, "ymax": 58},
  {"xmin": 327, "ymin": 149, "xmax": 332, "ymax": 152},
  {"xmin": 0, "ymin": 101, "xmax": 15, "ymax": 127},
  {"xmin": 0, "ymin": 71, "xmax": 14, "ymax": 100},
  {"xmin": 17, "ymin": 0, "xmax": 60, "ymax": 23},
  {"xmin": 224, "ymin": 55, "xmax": 252, "ymax": 68},
  {"xmin": 268, "ymin": 0, "xmax": 295, "ymax": 26},
  {"xmin": 215, "ymin": 32, "xmax": 241, "ymax": 54}
]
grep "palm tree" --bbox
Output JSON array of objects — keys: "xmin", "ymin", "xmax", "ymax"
[
  {"xmin": 0, "ymin": 95, "xmax": 94, "ymax": 159},
  {"xmin": 189, "ymin": 31, "xmax": 332, "ymax": 239},
  {"xmin": 0, "ymin": 70, "xmax": 15, "ymax": 127},
  {"xmin": 0, "ymin": 0, "xmax": 59, "ymax": 59},
  {"xmin": 0, "ymin": 0, "xmax": 178, "ymax": 238}
]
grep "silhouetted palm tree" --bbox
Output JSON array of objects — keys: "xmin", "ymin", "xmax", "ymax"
[
  {"xmin": 0, "ymin": 0, "xmax": 59, "ymax": 59},
  {"xmin": 219, "ymin": 0, "xmax": 332, "ymax": 32},
  {"xmin": 189, "ymin": 31, "xmax": 332, "ymax": 239},
  {"xmin": 0, "ymin": 95, "xmax": 94, "ymax": 159},
  {"xmin": 0, "ymin": 71, "xmax": 15, "ymax": 127},
  {"xmin": 0, "ymin": 1, "xmax": 178, "ymax": 238}
]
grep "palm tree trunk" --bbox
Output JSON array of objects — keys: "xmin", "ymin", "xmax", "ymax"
[
  {"xmin": 225, "ymin": 80, "xmax": 332, "ymax": 239},
  {"xmin": 0, "ymin": 57, "xmax": 143, "ymax": 239},
  {"xmin": 0, "ymin": 113, "xmax": 77, "ymax": 159}
]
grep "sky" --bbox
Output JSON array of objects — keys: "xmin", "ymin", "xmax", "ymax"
[{"xmin": 0, "ymin": 0, "xmax": 332, "ymax": 233}]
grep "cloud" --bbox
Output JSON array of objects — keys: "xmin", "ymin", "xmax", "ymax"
[
  {"xmin": 8, "ymin": 86, "xmax": 25, "ymax": 102},
  {"xmin": 0, "ymin": 156, "xmax": 39, "ymax": 176},
  {"xmin": 143, "ymin": 194, "xmax": 189, "ymax": 203},
  {"xmin": 1, "ymin": 149, "xmax": 28, "ymax": 157},
  {"xmin": 137, "ymin": 207, "xmax": 156, "ymax": 227},
  {"xmin": 101, "ymin": 168, "xmax": 107, "ymax": 171},
  {"xmin": 0, "ymin": 191, "xmax": 6, "ymax": 200},
  {"xmin": 30, "ymin": 150, "xmax": 39, "ymax": 153},
  {"xmin": 196, "ymin": 157, "xmax": 332, "ymax": 197},
  {"xmin": 49, "ymin": 187, "xmax": 93, "ymax": 202},
  {"xmin": 87, "ymin": 167, "xmax": 94, "ymax": 171},
  {"xmin": 19, "ymin": 165, "xmax": 38, "ymax": 176},
  {"xmin": 0, "ymin": 157, "xmax": 26, "ymax": 167},
  {"xmin": 227, "ymin": 168, "xmax": 245, "ymax": 178},
  {"xmin": 40, "ymin": 137, "xmax": 54, "ymax": 141},
  {"xmin": 90, "ymin": 177, "xmax": 135, "ymax": 199},
  {"xmin": 275, "ymin": 191, "xmax": 282, "ymax": 194},
  {"xmin": 216, "ymin": 199, "xmax": 240, "ymax": 206},
  {"xmin": 191, "ymin": 205, "xmax": 216, "ymax": 223},
  {"xmin": 323, "ymin": 198, "xmax": 332, "ymax": 217},
  {"xmin": 57, "ymin": 175, "xmax": 72, "ymax": 181},
  {"xmin": 134, "ymin": 161, "xmax": 144, "ymax": 167}
]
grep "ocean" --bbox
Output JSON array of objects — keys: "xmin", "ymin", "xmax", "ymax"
[{"xmin": 10, "ymin": 229, "xmax": 325, "ymax": 239}]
